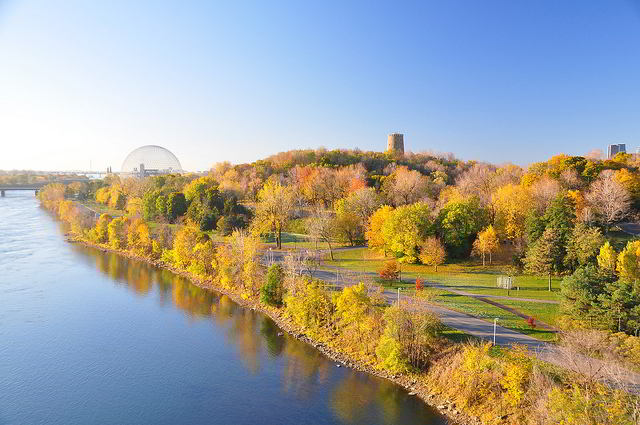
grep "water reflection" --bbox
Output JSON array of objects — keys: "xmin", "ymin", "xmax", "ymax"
[{"xmin": 74, "ymin": 246, "xmax": 445, "ymax": 425}]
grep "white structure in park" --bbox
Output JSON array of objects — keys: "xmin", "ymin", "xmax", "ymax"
[{"xmin": 121, "ymin": 145, "xmax": 182, "ymax": 177}]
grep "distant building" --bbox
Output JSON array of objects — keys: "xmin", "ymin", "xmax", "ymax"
[
  {"xmin": 121, "ymin": 145, "xmax": 182, "ymax": 177},
  {"xmin": 387, "ymin": 133, "xmax": 404, "ymax": 155},
  {"xmin": 607, "ymin": 143, "xmax": 626, "ymax": 159}
]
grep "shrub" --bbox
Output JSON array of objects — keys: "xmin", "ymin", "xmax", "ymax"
[
  {"xmin": 379, "ymin": 259, "xmax": 400, "ymax": 280},
  {"xmin": 527, "ymin": 317, "xmax": 536, "ymax": 329},
  {"xmin": 107, "ymin": 217, "xmax": 129, "ymax": 249},
  {"xmin": 261, "ymin": 264, "xmax": 284, "ymax": 306},
  {"xmin": 376, "ymin": 304, "xmax": 441, "ymax": 372},
  {"xmin": 284, "ymin": 280, "xmax": 334, "ymax": 337}
]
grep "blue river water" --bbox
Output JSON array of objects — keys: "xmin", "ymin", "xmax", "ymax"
[{"xmin": 0, "ymin": 192, "xmax": 447, "ymax": 425}]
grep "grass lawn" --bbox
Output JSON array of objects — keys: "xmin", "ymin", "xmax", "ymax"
[
  {"xmin": 423, "ymin": 288, "xmax": 558, "ymax": 342},
  {"xmin": 326, "ymin": 247, "xmax": 562, "ymax": 301},
  {"xmin": 81, "ymin": 201, "xmax": 124, "ymax": 217},
  {"xmin": 486, "ymin": 297, "xmax": 562, "ymax": 328}
]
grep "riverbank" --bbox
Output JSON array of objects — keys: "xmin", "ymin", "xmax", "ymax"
[{"xmin": 66, "ymin": 234, "xmax": 469, "ymax": 425}]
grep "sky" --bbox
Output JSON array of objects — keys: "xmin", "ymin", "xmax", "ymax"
[{"xmin": 0, "ymin": 0, "xmax": 639, "ymax": 172}]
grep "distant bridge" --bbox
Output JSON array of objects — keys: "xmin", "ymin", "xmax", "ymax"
[{"xmin": 0, "ymin": 179, "xmax": 91, "ymax": 197}]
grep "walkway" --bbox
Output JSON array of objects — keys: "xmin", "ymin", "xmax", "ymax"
[{"xmin": 266, "ymin": 249, "xmax": 640, "ymax": 392}]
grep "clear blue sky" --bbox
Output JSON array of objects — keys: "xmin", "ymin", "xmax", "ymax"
[{"xmin": 1, "ymin": 0, "xmax": 639, "ymax": 171}]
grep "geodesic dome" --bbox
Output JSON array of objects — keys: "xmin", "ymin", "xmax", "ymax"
[{"xmin": 121, "ymin": 145, "xmax": 182, "ymax": 173}]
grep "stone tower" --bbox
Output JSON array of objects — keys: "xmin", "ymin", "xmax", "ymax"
[{"xmin": 387, "ymin": 133, "xmax": 404, "ymax": 154}]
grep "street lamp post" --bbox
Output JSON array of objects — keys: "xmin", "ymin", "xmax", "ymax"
[{"xmin": 493, "ymin": 318, "xmax": 499, "ymax": 346}]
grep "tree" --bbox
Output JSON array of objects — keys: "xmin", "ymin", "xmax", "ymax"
[
  {"xmin": 379, "ymin": 260, "xmax": 400, "ymax": 280},
  {"xmin": 523, "ymin": 227, "xmax": 563, "ymax": 277},
  {"xmin": 167, "ymin": 192, "xmax": 187, "ymax": 222},
  {"xmin": 472, "ymin": 225, "xmax": 499, "ymax": 266},
  {"xmin": 90, "ymin": 214, "xmax": 112, "ymax": 243},
  {"xmin": 381, "ymin": 202, "xmax": 432, "ymax": 263},
  {"xmin": 173, "ymin": 225, "xmax": 204, "ymax": 268},
  {"xmin": 599, "ymin": 279, "xmax": 639, "ymax": 332},
  {"xmin": 127, "ymin": 218, "xmax": 152, "ymax": 256},
  {"xmin": 156, "ymin": 195, "xmax": 167, "ymax": 218},
  {"xmin": 376, "ymin": 304, "xmax": 441, "ymax": 372},
  {"xmin": 251, "ymin": 180, "xmax": 295, "ymax": 249},
  {"xmin": 492, "ymin": 184, "xmax": 532, "ymax": 248},
  {"xmin": 560, "ymin": 265, "xmax": 609, "ymax": 327},
  {"xmin": 336, "ymin": 187, "xmax": 382, "ymax": 228},
  {"xmin": 616, "ymin": 240, "xmax": 640, "ymax": 283},
  {"xmin": 586, "ymin": 170, "xmax": 631, "ymax": 232},
  {"xmin": 334, "ymin": 208, "xmax": 363, "ymax": 247},
  {"xmin": 261, "ymin": 264, "xmax": 284, "ymax": 306},
  {"xmin": 597, "ymin": 241, "xmax": 617, "ymax": 276},
  {"xmin": 184, "ymin": 176, "xmax": 225, "ymax": 230},
  {"xmin": 306, "ymin": 208, "xmax": 337, "ymax": 260},
  {"xmin": 107, "ymin": 217, "xmax": 129, "ymax": 249},
  {"xmin": 437, "ymin": 197, "xmax": 488, "ymax": 257},
  {"xmin": 142, "ymin": 190, "xmax": 158, "ymax": 220},
  {"xmin": 382, "ymin": 166, "xmax": 429, "ymax": 206},
  {"xmin": 564, "ymin": 223, "xmax": 604, "ymax": 270},
  {"xmin": 335, "ymin": 283, "xmax": 377, "ymax": 351},
  {"xmin": 419, "ymin": 237, "xmax": 446, "ymax": 271},
  {"xmin": 365, "ymin": 205, "xmax": 394, "ymax": 255}
]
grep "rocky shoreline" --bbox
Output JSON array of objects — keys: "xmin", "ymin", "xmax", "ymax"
[{"xmin": 67, "ymin": 235, "xmax": 479, "ymax": 425}]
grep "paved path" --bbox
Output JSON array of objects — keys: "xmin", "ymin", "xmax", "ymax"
[
  {"xmin": 619, "ymin": 222, "xmax": 640, "ymax": 236},
  {"xmin": 265, "ymin": 250, "xmax": 640, "ymax": 392}
]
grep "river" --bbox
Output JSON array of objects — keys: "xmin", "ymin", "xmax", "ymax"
[{"xmin": 0, "ymin": 192, "xmax": 447, "ymax": 425}]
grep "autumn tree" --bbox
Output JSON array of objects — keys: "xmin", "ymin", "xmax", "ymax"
[
  {"xmin": 382, "ymin": 166, "xmax": 429, "ymax": 206},
  {"xmin": 472, "ymin": 225, "xmax": 499, "ymax": 266},
  {"xmin": 90, "ymin": 214, "xmax": 112, "ymax": 243},
  {"xmin": 107, "ymin": 217, "xmax": 130, "ymax": 249},
  {"xmin": 365, "ymin": 205, "xmax": 394, "ymax": 255},
  {"xmin": 597, "ymin": 241, "xmax": 617, "ymax": 276},
  {"xmin": 335, "ymin": 282, "xmax": 380, "ymax": 354},
  {"xmin": 492, "ymin": 184, "xmax": 532, "ymax": 249},
  {"xmin": 127, "ymin": 218, "xmax": 153, "ymax": 256},
  {"xmin": 381, "ymin": 202, "xmax": 432, "ymax": 263},
  {"xmin": 616, "ymin": 240, "xmax": 640, "ymax": 283},
  {"xmin": 419, "ymin": 237, "xmax": 446, "ymax": 271},
  {"xmin": 250, "ymin": 180, "xmax": 295, "ymax": 249},
  {"xmin": 306, "ymin": 208, "xmax": 337, "ymax": 259},
  {"xmin": 586, "ymin": 170, "xmax": 631, "ymax": 232}
]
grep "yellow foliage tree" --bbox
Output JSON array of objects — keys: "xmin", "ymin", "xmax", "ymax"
[
  {"xmin": 616, "ymin": 240, "xmax": 640, "ymax": 282},
  {"xmin": 127, "ymin": 218, "xmax": 152, "ymax": 256},
  {"xmin": 365, "ymin": 205, "xmax": 394, "ymax": 255},
  {"xmin": 472, "ymin": 225, "xmax": 500, "ymax": 266},
  {"xmin": 250, "ymin": 180, "xmax": 294, "ymax": 249},
  {"xmin": 419, "ymin": 236, "xmax": 446, "ymax": 271},
  {"xmin": 335, "ymin": 283, "xmax": 378, "ymax": 354},
  {"xmin": 597, "ymin": 241, "xmax": 617, "ymax": 275},
  {"xmin": 491, "ymin": 184, "xmax": 532, "ymax": 244},
  {"xmin": 107, "ymin": 217, "xmax": 129, "ymax": 249}
]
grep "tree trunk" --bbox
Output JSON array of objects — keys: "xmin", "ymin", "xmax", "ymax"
[
  {"xmin": 482, "ymin": 252, "xmax": 485, "ymax": 267},
  {"xmin": 327, "ymin": 239, "xmax": 334, "ymax": 260},
  {"xmin": 548, "ymin": 273, "xmax": 551, "ymax": 291},
  {"xmin": 277, "ymin": 227, "xmax": 282, "ymax": 249},
  {"xmin": 489, "ymin": 251, "xmax": 492, "ymax": 264}
]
